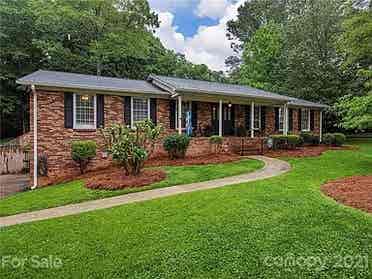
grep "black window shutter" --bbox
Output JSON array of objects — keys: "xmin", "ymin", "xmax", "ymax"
[
  {"xmin": 64, "ymin": 93, "xmax": 73, "ymax": 128},
  {"xmin": 288, "ymin": 108, "xmax": 293, "ymax": 132},
  {"xmin": 96, "ymin": 94, "xmax": 104, "ymax": 128},
  {"xmin": 150, "ymin": 98, "xmax": 157, "ymax": 125},
  {"xmin": 191, "ymin": 101, "xmax": 197, "ymax": 129},
  {"xmin": 298, "ymin": 109, "xmax": 302, "ymax": 131},
  {"xmin": 274, "ymin": 107, "xmax": 279, "ymax": 131},
  {"xmin": 261, "ymin": 106, "xmax": 266, "ymax": 130},
  {"xmin": 124, "ymin": 96, "xmax": 131, "ymax": 126},
  {"xmin": 231, "ymin": 104, "xmax": 235, "ymax": 128},
  {"xmin": 245, "ymin": 105, "xmax": 251, "ymax": 130},
  {"xmin": 310, "ymin": 110, "xmax": 315, "ymax": 131},
  {"xmin": 169, "ymin": 100, "xmax": 176, "ymax": 129}
]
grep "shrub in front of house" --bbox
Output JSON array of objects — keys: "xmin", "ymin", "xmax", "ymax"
[
  {"xmin": 163, "ymin": 134, "xmax": 190, "ymax": 159},
  {"xmin": 71, "ymin": 140, "xmax": 97, "ymax": 174},
  {"xmin": 209, "ymin": 135, "xmax": 223, "ymax": 154},
  {"xmin": 270, "ymin": 135, "xmax": 301, "ymax": 150},
  {"xmin": 323, "ymin": 133, "xmax": 346, "ymax": 146},
  {"xmin": 100, "ymin": 120, "xmax": 163, "ymax": 176},
  {"xmin": 299, "ymin": 132, "xmax": 319, "ymax": 145}
]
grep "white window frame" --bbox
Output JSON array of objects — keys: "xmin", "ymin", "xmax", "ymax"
[
  {"xmin": 253, "ymin": 105, "xmax": 261, "ymax": 130},
  {"xmin": 301, "ymin": 108, "xmax": 311, "ymax": 132},
  {"xmin": 278, "ymin": 107, "xmax": 284, "ymax": 131},
  {"xmin": 73, "ymin": 93, "xmax": 96, "ymax": 130},
  {"xmin": 131, "ymin": 97, "xmax": 150, "ymax": 127},
  {"xmin": 175, "ymin": 100, "xmax": 191, "ymax": 130}
]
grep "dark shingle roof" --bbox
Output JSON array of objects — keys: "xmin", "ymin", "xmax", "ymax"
[
  {"xmin": 17, "ymin": 70, "xmax": 168, "ymax": 95},
  {"xmin": 17, "ymin": 70, "xmax": 328, "ymax": 108},
  {"xmin": 149, "ymin": 75, "xmax": 328, "ymax": 108},
  {"xmin": 287, "ymin": 97, "xmax": 328, "ymax": 109},
  {"xmin": 149, "ymin": 75, "xmax": 292, "ymax": 102}
]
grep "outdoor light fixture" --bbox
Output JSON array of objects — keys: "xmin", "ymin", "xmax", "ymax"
[
  {"xmin": 81, "ymin": 95, "xmax": 89, "ymax": 101},
  {"xmin": 228, "ymin": 102, "xmax": 232, "ymax": 108}
]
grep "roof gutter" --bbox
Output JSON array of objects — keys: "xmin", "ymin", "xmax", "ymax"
[{"xmin": 31, "ymin": 84, "xmax": 38, "ymax": 190}]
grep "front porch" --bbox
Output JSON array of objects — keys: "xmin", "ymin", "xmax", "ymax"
[{"xmin": 171, "ymin": 95, "xmax": 288, "ymax": 138}]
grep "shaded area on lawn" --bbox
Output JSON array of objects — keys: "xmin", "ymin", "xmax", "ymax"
[
  {"xmin": 0, "ymin": 158, "xmax": 263, "ymax": 217},
  {"xmin": 322, "ymin": 175, "xmax": 372, "ymax": 213}
]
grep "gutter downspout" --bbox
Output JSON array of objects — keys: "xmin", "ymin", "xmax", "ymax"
[{"xmin": 31, "ymin": 85, "xmax": 37, "ymax": 189}]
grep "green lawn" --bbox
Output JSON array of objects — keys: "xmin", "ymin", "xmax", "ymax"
[
  {"xmin": 1, "ymin": 140, "xmax": 371, "ymax": 278},
  {"xmin": 0, "ymin": 158, "xmax": 263, "ymax": 217}
]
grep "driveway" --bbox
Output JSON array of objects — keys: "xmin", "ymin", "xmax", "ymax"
[{"xmin": 0, "ymin": 174, "xmax": 30, "ymax": 199}]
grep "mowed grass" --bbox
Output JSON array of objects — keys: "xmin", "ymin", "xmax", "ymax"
[
  {"xmin": 0, "ymin": 140, "xmax": 371, "ymax": 278},
  {"xmin": 0, "ymin": 159, "xmax": 263, "ymax": 217}
]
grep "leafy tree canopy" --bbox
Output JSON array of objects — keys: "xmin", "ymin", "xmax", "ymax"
[{"xmin": 0, "ymin": 0, "xmax": 223, "ymax": 139}]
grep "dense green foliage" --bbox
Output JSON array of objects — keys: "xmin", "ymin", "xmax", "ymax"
[
  {"xmin": 0, "ymin": 159, "xmax": 263, "ymax": 216},
  {"xmin": 0, "ymin": 0, "xmax": 224, "ymax": 139},
  {"xmin": 0, "ymin": 141, "xmax": 371, "ymax": 278},
  {"xmin": 270, "ymin": 134, "xmax": 301, "ymax": 150},
  {"xmin": 163, "ymin": 134, "xmax": 191, "ymax": 159},
  {"xmin": 100, "ymin": 121, "xmax": 162, "ymax": 175},
  {"xmin": 227, "ymin": 0, "xmax": 371, "ymax": 117},
  {"xmin": 323, "ymin": 133, "xmax": 346, "ymax": 146},
  {"xmin": 71, "ymin": 140, "xmax": 97, "ymax": 174},
  {"xmin": 335, "ymin": 95, "xmax": 372, "ymax": 130},
  {"xmin": 300, "ymin": 132, "xmax": 320, "ymax": 145}
]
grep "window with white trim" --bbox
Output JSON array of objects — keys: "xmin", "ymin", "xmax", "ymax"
[
  {"xmin": 301, "ymin": 108, "xmax": 310, "ymax": 131},
  {"xmin": 254, "ymin": 106, "xmax": 261, "ymax": 130},
  {"xmin": 278, "ymin": 107, "xmax": 284, "ymax": 131},
  {"xmin": 132, "ymin": 97, "xmax": 150, "ymax": 124},
  {"xmin": 73, "ymin": 93, "xmax": 96, "ymax": 129}
]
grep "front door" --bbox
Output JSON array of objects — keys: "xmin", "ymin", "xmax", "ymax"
[
  {"xmin": 210, "ymin": 104, "xmax": 235, "ymax": 135},
  {"xmin": 223, "ymin": 104, "xmax": 234, "ymax": 135}
]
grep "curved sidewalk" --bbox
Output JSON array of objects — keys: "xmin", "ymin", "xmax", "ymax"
[{"xmin": 0, "ymin": 156, "xmax": 291, "ymax": 228}]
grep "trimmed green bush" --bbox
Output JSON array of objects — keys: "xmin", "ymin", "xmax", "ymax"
[
  {"xmin": 71, "ymin": 140, "xmax": 97, "ymax": 174},
  {"xmin": 209, "ymin": 135, "xmax": 223, "ymax": 154},
  {"xmin": 323, "ymin": 133, "xmax": 346, "ymax": 146},
  {"xmin": 300, "ymin": 132, "xmax": 319, "ymax": 145},
  {"xmin": 209, "ymin": 135, "xmax": 223, "ymax": 144},
  {"xmin": 163, "ymin": 134, "xmax": 191, "ymax": 159},
  {"xmin": 270, "ymin": 135, "xmax": 301, "ymax": 150}
]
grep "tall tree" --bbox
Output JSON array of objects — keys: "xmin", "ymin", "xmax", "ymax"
[
  {"xmin": 0, "ymin": 0, "xmax": 222, "ymax": 139},
  {"xmin": 239, "ymin": 22, "xmax": 285, "ymax": 92}
]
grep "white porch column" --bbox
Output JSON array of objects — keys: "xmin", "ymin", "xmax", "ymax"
[
  {"xmin": 218, "ymin": 99, "xmax": 222, "ymax": 136},
  {"xmin": 319, "ymin": 110, "xmax": 323, "ymax": 142},
  {"xmin": 178, "ymin": 95, "xmax": 182, "ymax": 135},
  {"xmin": 250, "ymin": 102, "xmax": 254, "ymax": 138},
  {"xmin": 32, "ymin": 85, "xmax": 38, "ymax": 189},
  {"xmin": 283, "ymin": 103, "xmax": 288, "ymax": 136}
]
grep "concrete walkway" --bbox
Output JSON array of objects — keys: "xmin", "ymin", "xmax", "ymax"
[{"xmin": 0, "ymin": 156, "xmax": 290, "ymax": 227}]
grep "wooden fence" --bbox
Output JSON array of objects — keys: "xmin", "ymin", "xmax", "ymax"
[{"xmin": 0, "ymin": 144, "xmax": 29, "ymax": 175}]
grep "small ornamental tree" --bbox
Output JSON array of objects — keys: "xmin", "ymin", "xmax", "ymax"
[
  {"xmin": 335, "ymin": 95, "xmax": 372, "ymax": 131},
  {"xmin": 71, "ymin": 140, "xmax": 97, "ymax": 174},
  {"xmin": 100, "ymin": 120, "xmax": 163, "ymax": 176}
]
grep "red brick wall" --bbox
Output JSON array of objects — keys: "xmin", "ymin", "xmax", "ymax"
[{"xmin": 29, "ymin": 90, "xmax": 321, "ymax": 184}]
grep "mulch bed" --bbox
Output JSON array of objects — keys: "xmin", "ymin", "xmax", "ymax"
[
  {"xmin": 321, "ymin": 176, "xmax": 372, "ymax": 213},
  {"xmin": 38, "ymin": 153, "xmax": 240, "ymax": 188},
  {"xmin": 264, "ymin": 145, "xmax": 354, "ymax": 158},
  {"xmin": 145, "ymin": 153, "xmax": 241, "ymax": 167},
  {"xmin": 85, "ymin": 168, "xmax": 167, "ymax": 190}
]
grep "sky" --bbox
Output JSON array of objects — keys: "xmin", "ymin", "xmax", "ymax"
[{"xmin": 148, "ymin": 0, "xmax": 246, "ymax": 72}]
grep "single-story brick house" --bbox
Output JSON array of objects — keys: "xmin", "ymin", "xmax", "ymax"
[{"xmin": 17, "ymin": 70, "xmax": 328, "ymax": 188}]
